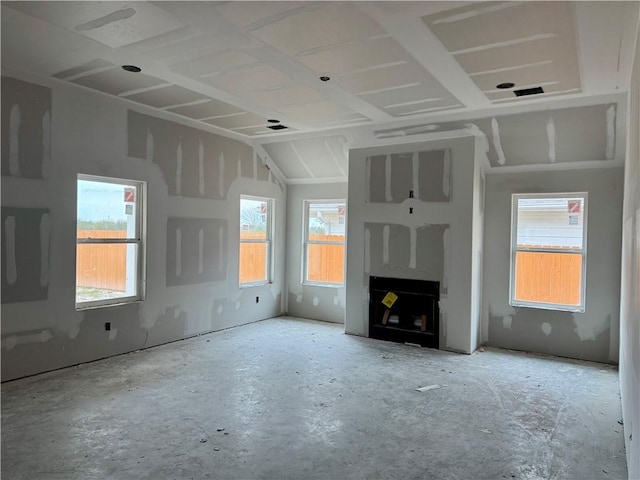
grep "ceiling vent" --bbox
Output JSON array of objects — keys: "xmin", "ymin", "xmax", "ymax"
[
  {"xmin": 514, "ymin": 86, "xmax": 544, "ymax": 97},
  {"xmin": 267, "ymin": 124, "xmax": 289, "ymax": 130}
]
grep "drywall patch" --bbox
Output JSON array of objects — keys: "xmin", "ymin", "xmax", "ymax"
[
  {"xmin": 366, "ymin": 223, "xmax": 410, "ymax": 274},
  {"xmin": 490, "ymin": 118, "xmax": 506, "ymax": 165},
  {"xmin": 418, "ymin": 150, "xmax": 450, "ymax": 202},
  {"xmin": 313, "ymin": 297, "xmax": 319, "ymax": 306},
  {"xmin": 364, "ymin": 228, "xmax": 371, "ymax": 274},
  {"xmin": 166, "ymin": 217, "xmax": 227, "ymax": 286},
  {"xmin": 1, "ymin": 329, "xmax": 53, "ymax": 350},
  {"xmin": 415, "ymin": 224, "xmax": 448, "ymax": 285},
  {"xmin": 1, "ymin": 208, "xmax": 50, "ymax": 303},
  {"xmin": 1, "ymin": 77, "xmax": 51, "ymax": 179},
  {"xmin": 296, "ymin": 294, "xmax": 303, "ymax": 303},
  {"xmin": 390, "ymin": 152, "xmax": 412, "ymax": 202},
  {"xmin": 546, "ymin": 117, "xmax": 557, "ymax": 163},
  {"xmin": 128, "ymin": 111, "xmax": 255, "ymax": 199},
  {"xmin": 572, "ymin": 313, "xmax": 610, "ymax": 342},
  {"xmin": 368, "ymin": 154, "xmax": 388, "ymax": 203},
  {"xmin": 605, "ymin": 105, "xmax": 615, "ymax": 160},
  {"xmin": 541, "ymin": 322, "xmax": 552, "ymax": 336},
  {"xmin": 502, "ymin": 315, "xmax": 512, "ymax": 329},
  {"xmin": 442, "ymin": 227, "xmax": 451, "ymax": 294}
]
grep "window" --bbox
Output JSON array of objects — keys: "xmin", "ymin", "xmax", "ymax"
[
  {"xmin": 304, "ymin": 201, "xmax": 346, "ymax": 286},
  {"xmin": 239, "ymin": 195, "xmax": 272, "ymax": 285},
  {"xmin": 76, "ymin": 175, "xmax": 145, "ymax": 308},
  {"xmin": 510, "ymin": 193, "xmax": 587, "ymax": 312}
]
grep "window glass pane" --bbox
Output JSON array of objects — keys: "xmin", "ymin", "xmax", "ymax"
[
  {"xmin": 239, "ymin": 242, "xmax": 268, "ymax": 283},
  {"xmin": 516, "ymin": 197, "xmax": 584, "ymax": 249},
  {"xmin": 306, "ymin": 243, "xmax": 345, "ymax": 284},
  {"xmin": 307, "ymin": 202, "xmax": 346, "ymax": 237},
  {"xmin": 240, "ymin": 198, "xmax": 268, "ymax": 240},
  {"xmin": 514, "ymin": 251, "xmax": 582, "ymax": 306},
  {"xmin": 76, "ymin": 243, "xmax": 138, "ymax": 303},
  {"xmin": 77, "ymin": 180, "xmax": 137, "ymax": 239}
]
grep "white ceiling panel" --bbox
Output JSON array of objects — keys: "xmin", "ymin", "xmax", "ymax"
[
  {"xmin": 166, "ymin": 99, "xmax": 243, "ymax": 119},
  {"xmin": 243, "ymin": 85, "xmax": 325, "ymax": 109},
  {"xmin": 203, "ymin": 112, "xmax": 269, "ymax": 130},
  {"xmin": 171, "ymin": 50, "xmax": 258, "ymax": 79},
  {"xmin": 296, "ymin": 36, "xmax": 410, "ymax": 76},
  {"xmin": 263, "ymin": 143, "xmax": 313, "ymax": 179},
  {"xmin": 124, "ymin": 85, "xmax": 209, "ymax": 108},
  {"xmin": 7, "ymin": 1, "xmax": 184, "ymax": 48},
  {"xmin": 275, "ymin": 100, "xmax": 357, "ymax": 126},
  {"xmin": 202, "ymin": 63, "xmax": 292, "ymax": 93},
  {"xmin": 251, "ymin": 3, "xmax": 385, "ymax": 56},
  {"xmin": 71, "ymin": 67, "xmax": 167, "ymax": 95},
  {"xmin": 216, "ymin": 2, "xmax": 307, "ymax": 28},
  {"xmin": 292, "ymin": 138, "xmax": 344, "ymax": 177}
]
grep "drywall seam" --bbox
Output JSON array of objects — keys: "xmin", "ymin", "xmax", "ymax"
[
  {"xmin": 364, "ymin": 228, "xmax": 371, "ymax": 274},
  {"xmin": 546, "ymin": 117, "xmax": 557, "ymax": 163},
  {"xmin": 198, "ymin": 139, "xmax": 205, "ymax": 196},
  {"xmin": 219, "ymin": 226, "xmax": 224, "ymax": 272},
  {"xmin": 365, "ymin": 157, "xmax": 371, "ymax": 202},
  {"xmin": 412, "ymin": 151, "xmax": 420, "ymax": 198},
  {"xmin": 442, "ymin": 227, "xmax": 451, "ymax": 291},
  {"xmin": 490, "ymin": 118, "xmax": 506, "ymax": 165},
  {"xmin": 176, "ymin": 141, "xmax": 182, "ymax": 195},
  {"xmin": 198, "ymin": 228, "xmax": 204, "ymax": 275},
  {"xmin": 382, "ymin": 225, "xmax": 390, "ymax": 265},
  {"xmin": 385, "ymin": 154, "xmax": 392, "ymax": 202},
  {"xmin": 605, "ymin": 104, "xmax": 616, "ymax": 160},
  {"xmin": 9, "ymin": 105, "xmax": 20, "ymax": 176},
  {"xmin": 176, "ymin": 228, "xmax": 182, "ymax": 277},
  {"xmin": 41, "ymin": 110, "xmax": 51, "ymax": 179},
  {"xmin": 39, "ymin": 213, "xmax": 50, "ymax": 287},
  {"xmin": 443, "ymin": 149, "xmax": 451, "ymax": 198},
  {"xmin": 145, "ymin": 129, "xmax": 154, "ymax": 161},
  {"xmin": 219, "ymin": 151, "xmax": 225, "ymax": 197},
  {"xmin": 409, "ymin": 227, "xmax": 417, "ymax": 269},
  {"xmin": 5, "ymin": 216, "xmax": 17, "ymax": 285}
]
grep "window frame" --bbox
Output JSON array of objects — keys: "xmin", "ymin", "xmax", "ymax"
[
  {"xmin": 302, "ymin": 199, "xmax": 347, "ymax": 287},
  {"xmin": 239, "ymin": 194, "xmax": 273, "ymax": 287},
  {"xmin": 509, "ymin": 192, "xmax": 588, "ymax": 313},
  {"xmin": 75, "ymin": 174, "xmax": 146, "ymax": 310}
]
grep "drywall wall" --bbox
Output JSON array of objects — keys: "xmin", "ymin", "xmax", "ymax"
[
  {"xmin": 619, "ymin": 14, "xmax": 640, "ymax": 480},
  {"xmin": 1, "ymin": 72, "xmax": 286, "ymax": 381},
  {"xmin": 483, "ymin": 168, "xmax": 624, "ymax": 364},
  {"xmin": 470, "ymin": 137, "xmax": 487, "ymax": 350},
  {"xmin": 285, "ymin": 182, "xmax": 347, "ymax": 323},
  {"xmin": 346, "ymin": 136, "xmax": 482, "ymax": 353}
]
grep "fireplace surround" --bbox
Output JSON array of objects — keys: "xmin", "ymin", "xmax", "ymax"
[{"xmin": 369, "ymin": 276, "xmax": 439, "ymax": 348}]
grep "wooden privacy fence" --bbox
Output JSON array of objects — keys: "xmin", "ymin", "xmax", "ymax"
[
  {"xmin": 307, "ymin": 234, "xmax": 345, "ymax": 283},
  {"xmin": 76, "ymin": 230, "xmax": 127, "ymax": 291},
  {"xmin": 239, "ymin": 231, "xmax": 268, "ymax": 283},
  {"xmin": 514, "ymin": 250, "xmax": 582, "ymax": 305}
]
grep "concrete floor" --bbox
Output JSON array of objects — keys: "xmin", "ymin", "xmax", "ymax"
[{"xmin": 2, "ymin": 317, "xmax": 627, "ymax": 480}]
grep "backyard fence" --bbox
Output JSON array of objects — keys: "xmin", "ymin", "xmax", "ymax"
[
  {"xmin": 514, "ymin": 250, "xmax": 582, "ymax": 305},
  {"xmin": 78, "ymin": 234, "xmax": 580, "ymax": 305}
]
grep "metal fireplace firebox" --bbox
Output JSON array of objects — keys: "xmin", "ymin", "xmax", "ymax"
[{"xmin": 369, "ymin": 276, "xmax": 439, "ymax": 348}]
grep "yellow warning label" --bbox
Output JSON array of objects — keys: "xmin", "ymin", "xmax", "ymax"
[{"xmin": 381, "ymin": 292, "xmax": 398, "ymax": 308}]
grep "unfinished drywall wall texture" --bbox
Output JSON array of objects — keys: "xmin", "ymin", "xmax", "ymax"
[
  {"xmin": 619, "ymin": 15, "xmax": 640, "ymax": 480},
  {"xmin": 483, "ymin": 168, "xmax": 624, "ymax": 364},
  {"xmin": 1, "ymin": 73, "xmax": 285, "ymax": 381},
  {"xmin": 285, "ymin": 183, "xmax": 347, "ymax": 323},
  {"xmin": 346, "ymin": 136, "xmax": 483, "ymax": 354}
]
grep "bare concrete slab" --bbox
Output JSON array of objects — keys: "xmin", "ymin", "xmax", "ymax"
[{"xmin": 1, "ymin": 317, "xmax": 626, "ymax": 480}]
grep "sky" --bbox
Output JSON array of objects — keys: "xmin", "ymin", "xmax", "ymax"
[{"xmin": 77, "ymin": 180, "xmax": 131, "ymax": 223}]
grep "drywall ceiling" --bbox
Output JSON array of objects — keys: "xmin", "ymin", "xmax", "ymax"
[{"xmin": 2, "ymin": 1, "xmax": 638, "ymax": 182}]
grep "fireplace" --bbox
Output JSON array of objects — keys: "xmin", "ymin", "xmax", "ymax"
[{"xmin": 369, "ymin": 276, "xmax": 439, "ymax": 348}]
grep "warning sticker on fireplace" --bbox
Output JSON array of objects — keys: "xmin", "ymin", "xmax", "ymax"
[{"xmin": 381, "ymin": 292, "xmax": 398, "ymax": 308}]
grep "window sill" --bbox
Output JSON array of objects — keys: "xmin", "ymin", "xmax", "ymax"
[
  {"xmin": 240, "ymin": 282, "xmax": 270, "ymax": 288},
  {"xmin": 302, "ymin": 282, "xmax": 344, "ymax": 288},
  {"xmin": 510, "ymin": 301, "xmax": 585, "ymax": 313},
  {"xmin": 76, "ymin": 298, "xmax": 142, "ymax": 311}
]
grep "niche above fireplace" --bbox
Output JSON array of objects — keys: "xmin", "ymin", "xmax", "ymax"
[{"xmin": 369, "ymin": 276, "xmax": 439, "ymax": 348}]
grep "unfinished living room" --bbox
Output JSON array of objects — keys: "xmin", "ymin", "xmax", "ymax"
[{"xmin": 2, "ymin": 2, "xmax": 639, "ymax": 479}]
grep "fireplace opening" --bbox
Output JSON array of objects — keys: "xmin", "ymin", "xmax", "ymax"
[{"xmin": 369, "ymin": 276, "xmax": 439, "ymax": 348}]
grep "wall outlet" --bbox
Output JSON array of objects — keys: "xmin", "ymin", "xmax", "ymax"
[
  {"xmin": 105, "ymin": 322, "xmax": 111, "ymax": 331},
  {"xmin": 256, "ymin": 296, "xmax": 259, "ymax": 303}
]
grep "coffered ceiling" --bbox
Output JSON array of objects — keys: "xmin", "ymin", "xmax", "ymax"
[{"xmin": 2, "ymin": 1, "xmax": 638, "ymax": 182}]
